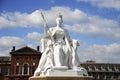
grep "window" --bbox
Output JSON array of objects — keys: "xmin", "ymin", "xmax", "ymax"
[
  {"xmin": 90, "ymin": 66, "xmax": 95, "ymax": 71},
  {"xmin": 16, "ymin": 66, "xmax": 19, "ymax": 74},
  {"xmin": 22, "ymin": 63, "xmax": 29, "ymax": 75},
  {"xmin": 4, "ymin": 68, "xmax": 9, "ymax": 75},
  {"xmin": 111, "ymin": 66, "xmax": 115, "ymax": 71},
  {"xmin": 97, "ymin": 66, "xmax": 101, "ymax": 71},
  {"xmin": 84, "ymin": 66, "xmax": 88, "ymax": 70},
  {"xmin": 102, "ymin": 66, "xmax": 108, "ymax": 71},
  {"xmin": 95, "ymin": 66, "xmax": 99, "ymax": 71},
  {"xmin": 0, "ymin": 67, "xmax": 1, "ymax": 73},
  {"xmin": 88, "ymin": 66, "xmax": 92, "ymax": 71},
  {"xmin": 118, "ymin": 67, "xmax": 120, "ymax": 71},
  {"xmin": 108, "ymin": 66, "xmax": 112, "ymax": 71},
  {"xmin": 32, "ymin": 66, "xmax": 36, "ymax": 74},
  {"xmin": 32, "ymin": 62, "xmax": 36, "ymax": 74}
]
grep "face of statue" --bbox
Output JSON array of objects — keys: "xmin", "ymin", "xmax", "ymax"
[{"xmin": 56, "ymin": 17, "xmax": 63, "ymax": 27}]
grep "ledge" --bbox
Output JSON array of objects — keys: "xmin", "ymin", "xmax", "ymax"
[{"xmin": 29, "ymin": 76, "xmax": 94, "ymax": 80}]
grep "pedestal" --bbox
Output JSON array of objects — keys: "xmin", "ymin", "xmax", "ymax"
[
  {"xmin": 29, "ymin": 76, "xmax": 94, "ymax": 80},
  {"xmin": 45, "ymin": 66, "xmax": 88, "ymax": 76},
  {"xmin": 46, "ymin": 68, "xmax": 85, "ymax": 76}
]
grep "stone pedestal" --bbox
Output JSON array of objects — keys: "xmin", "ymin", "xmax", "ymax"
[
  {"xmin": 29, "ymin": 76, "xmax": 94, "ymax": 80},
  {"xmin": 45, "ymin": 67, "xmax": 86, "ymax": 76},
  {"xmin": 31, "ymin": 67, "xmax": 92, "ymax": 80}
]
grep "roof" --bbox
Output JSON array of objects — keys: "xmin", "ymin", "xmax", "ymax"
[
  {"xmin": 10, "ymin": 46, "xmax": 41, "ymax": 55},
  {"xmin": 81, "ymin": 62, "xmax": 120, "ymax": 66},
  {"xmin": 0, "ymin": 56, "xmax": 11, "ymax": 62}
]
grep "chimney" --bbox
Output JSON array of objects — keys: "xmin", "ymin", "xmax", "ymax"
[
  {"xmin": 37, "ymin": 46, "xmax": 39, "ymax": 51},
  {"xmin": 11, "ymin": 46, "xmax": 15, "ymax": 52}
]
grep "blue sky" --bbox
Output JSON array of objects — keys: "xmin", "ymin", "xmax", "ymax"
[{"xmin": 0, "ymin": 0, "xmax": 120, "ymax": 63}]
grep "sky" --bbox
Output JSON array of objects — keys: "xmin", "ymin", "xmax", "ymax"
[{"xmin": 0, "ymin": 0, "xmax": 120, "ymax": 63}]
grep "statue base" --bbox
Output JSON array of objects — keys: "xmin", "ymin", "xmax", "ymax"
[
  {"xmin": 30, "ymin": 67, "xmax": 94, "ymax": 80},
  {"xmin": 45, "ymin": 66, "xmax": 87, "ymax": 76},
  {"xmin": 29, "ymin": 76, "xmax": 94, "ymax": 80}
]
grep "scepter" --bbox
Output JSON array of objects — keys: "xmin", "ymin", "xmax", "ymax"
[{"xmin": 41, "ymin": 12, "xmax": 55, "ymax": 43}]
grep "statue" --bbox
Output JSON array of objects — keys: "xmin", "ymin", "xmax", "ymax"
[{"xmin": 34, "ymin": 13, "xmax": 88, "ymax": 76}]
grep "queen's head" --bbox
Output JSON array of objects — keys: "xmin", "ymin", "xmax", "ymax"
[{"xmin": 56, "ymin": 13, "xmax": 63, "ymax": 27}]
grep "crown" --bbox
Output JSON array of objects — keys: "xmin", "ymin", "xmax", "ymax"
[{"xmin": 58, "ymin": 13, "xmax": 62, "ymax": 18}]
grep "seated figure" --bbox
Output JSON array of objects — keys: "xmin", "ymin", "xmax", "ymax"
[{"xmin": 34, "ymin": 13, "xmax": 88, "ymax": 76}]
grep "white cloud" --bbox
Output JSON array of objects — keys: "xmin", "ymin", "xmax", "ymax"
[
  {"xmin": 27, "ymin": 32, "xmax": 43, "ymax": 42},
  {"xmin": 26, "ymin": 32, "xmax": 43, "ymax": 48},
  {"xmin": 0, "ymin": 11, "xmax": 43, "ymax": 29},
  {"xmin": 0, "ymin": 32, "xmax": 43, "ymax": 56},
  {"xmin": 0, "ymin": 35, "xmax": 43, "ymax": 56},
  {"xmin": 0, "ymin": 36, "xmax": 27, "ymax": 56},
  {"xmin": 76, "ymin": 0, "xmax": 120, "ymax": 11},
  {"xmin": 78, "ymin": 42, "xmax": 120, "ymax": 63},
  {"xmin": 0, "ymin": 6, "xmax": 88, "ymax": 29},
  {"xmin": 65, "ymin": 15, "xmax": 120, "ymax": 40},
  {"xmin": 0, "ymin": 6, "xmax": 119, "ymax": 40}
]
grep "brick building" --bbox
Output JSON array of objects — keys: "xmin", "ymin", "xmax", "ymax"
[
  {"xmin": 81, "ymin": 60, "xmax": 120, "ymax": 80},
  {"xmin": 0, "ymin": 46, "xmax": 41, "ymax": 80}
]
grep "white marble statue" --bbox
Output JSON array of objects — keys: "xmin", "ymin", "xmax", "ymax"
[{"xmin": 34, "ymin": 13, "xmax": 88, "ymax": 76}]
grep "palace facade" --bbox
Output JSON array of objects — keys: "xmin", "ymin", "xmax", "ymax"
[
  {"xmin": 0, "ymin": 46, "xmax": 120, "ymax": 80},
  {"xmin": 0, "ymin": 46, "xmax": 41, "ymax": 80},
  {"xmin": 81, "ymin": 61, "xmax": 120, "ymax": 80}
]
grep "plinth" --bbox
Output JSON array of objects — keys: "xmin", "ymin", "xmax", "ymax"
[
  {"xmin": 31, "ymin": 67, "xmax": 94, "ymax": 80},
  {"xmin": 29, "ymin": 76, "xmax": 94, "ymax": 80}
]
